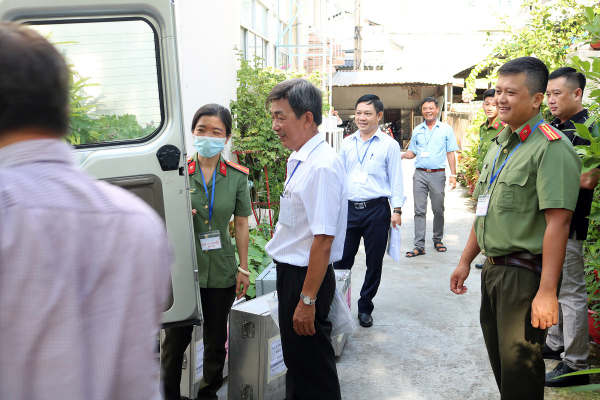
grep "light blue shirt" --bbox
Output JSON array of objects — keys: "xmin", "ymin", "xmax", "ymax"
[
  {"xmin": 408, "ymin": 119, "xmax": 459, "ymax": 169},
  {"xmin": 338, "ymin": 128, "xmax": 406, "ymax": 208}
]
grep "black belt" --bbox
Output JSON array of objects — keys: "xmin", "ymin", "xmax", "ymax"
[
  {"xmin": 348, "ymin": 197, "xmax": 388, "ymax": 210},
  {"xmin": 417, "ymin": 168, "xmax": 445, "ymax": 173},
  {"xmin": 274, "ymin": 261, "xmax": 333, "ymax": 269},
  {"xmin": 488, "ymin": 252, "xmax": 542, "ymax": 275}
]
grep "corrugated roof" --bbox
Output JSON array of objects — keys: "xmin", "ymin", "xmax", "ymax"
[{"xmin": 332, "ymin": 70, "xmax": 454, "ymax": 86}]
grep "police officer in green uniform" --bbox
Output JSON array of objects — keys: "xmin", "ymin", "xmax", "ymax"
[
  {"xmin": 450, "ymin": 57, "xmax": 581, "ymax": 400},
  {"xmin": 476, "ymin": 88, "xmax": 505, "ymax": 173},
  {"xmin": 161, "ymin": 104, "xmax": 253, "ymax": 400}
]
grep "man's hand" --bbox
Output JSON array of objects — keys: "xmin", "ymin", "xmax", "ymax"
[
  {"xmin": 391, "ymin": 212, "xmax": 402, "ymax": 228},
  {"xmin": 235, "ymin": 271, "xmax": 250, "ymax": 300},
  {"xmin": 531, "ymin": 291, "xmax": 559, "ymax": 329},
  {"xmin": 293, "ymin": 300, "xmax": 316, "ymax": 336},
  {"xmin": 449, "ymin": 176, "xmax": 457, "ymax": 190},
  {"xmin": 450, "ymin": 264, "xmax": 470, "ymax": 294},
  {"xmin": 191, "ymin": 208, "xmax": 197, "ymax": 216}
]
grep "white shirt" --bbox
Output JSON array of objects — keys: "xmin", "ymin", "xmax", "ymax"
[
  {"xmin": 0, "ymin": 139, "xmax": 172, "ymax": 400},
  {"xmin": 266, "ymin": 132, "xmax": 347, "ymax": 266},
  {"xmin": 339, "ymin": 128, "xmax": 406, "ymax": 208}
]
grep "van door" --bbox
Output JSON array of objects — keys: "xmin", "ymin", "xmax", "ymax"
[{"xmin": 0, "ymin": 0, "xmax": 202, "ymax": 325}]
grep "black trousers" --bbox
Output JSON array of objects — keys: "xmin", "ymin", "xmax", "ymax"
[
  {"xmin": 276, "ymin": 263, "xmax": 341, "ymax": 400},
  {"xmin": 333, "ymin": 199, "xmax": 390, "ymax": 314},
  {"xmin": 161, "ymin": 286, "xmax": 236, "ymax": 400}
]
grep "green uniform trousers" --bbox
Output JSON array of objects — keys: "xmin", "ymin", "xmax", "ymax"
[
  {"xmin": 480, "ymin": 261, "xmax": 547, "ymax": 400},
  {"xmin": 161, "ymin": 286, "xmax": 236, "ymax": 400}
]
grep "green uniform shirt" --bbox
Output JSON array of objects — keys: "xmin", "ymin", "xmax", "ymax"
[
  {"xmin": 188, "ymin": 153, "xmax": 252, "ymax": 288},
  {"xmin": 477, "ymin": 117, "xmax": 505, "ymax": 172},
  {"xmin": 473, "ymin": 113, "xmax": 581, "ymax": 257}
]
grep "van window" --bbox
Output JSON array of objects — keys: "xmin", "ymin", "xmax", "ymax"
[{"xmin": 29, "ymin": 19, "xmax": 163, "ymax": 146}]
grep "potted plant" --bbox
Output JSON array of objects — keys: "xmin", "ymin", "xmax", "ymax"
[{"xmin": 583, "ymin": 6, "xmax": 600, "ymax": 50}]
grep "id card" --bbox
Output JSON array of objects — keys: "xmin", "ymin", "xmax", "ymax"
[
  {"xmin": 420, "ymin": 151, "xmax": 430, "ymax": 158},
  {"xmin": 279, "ymin": 195, "xmax": 293, "ymax": 226},
  {"xmin": 200, "ymin": 230, "xmax": 222, "ymax": 251},
  {"xmin": 476, "ymin": 195, "xmax": 490, "ymax": 216},
  {"xmin": 353, "ymin": 171, "xmax": 368, "ymax": 183}
]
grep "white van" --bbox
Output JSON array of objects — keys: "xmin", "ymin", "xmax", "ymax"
[{"xmin": 0, "ymin": 0, "xmax": 203, "ymax": 326}]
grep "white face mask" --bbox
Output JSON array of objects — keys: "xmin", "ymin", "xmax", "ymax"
[{"xmin": 193, "ymin": 136, "xmax": 226, "ymax": 158}]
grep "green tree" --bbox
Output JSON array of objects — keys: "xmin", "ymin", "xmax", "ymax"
[{"xmin": 463, "ymin": 0, "xmax": 595, "ymax": 102}]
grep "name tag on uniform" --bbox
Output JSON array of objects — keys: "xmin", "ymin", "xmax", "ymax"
[
  {"xmin": 200, "ymin": 230, "xmax": 222, "ymax": 251},
  {"xmin": 420, "ymin": 151, "xmax": 430, "ymax": 158},
  {"xmin": 476, "ymin": 195, "xmax": 490, "ymax": 216},
  {"xmin": 353, "ymin": 171, "xmax": 368, "ymax": 183}
]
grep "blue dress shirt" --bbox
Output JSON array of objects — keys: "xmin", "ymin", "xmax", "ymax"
[
  {"xmin": 408, "ymin": 119, "xmax": 459, "ymax": 169},
  {"xmin": 339, "ymin": 129, "xmax": 406, "ymax": 208}
]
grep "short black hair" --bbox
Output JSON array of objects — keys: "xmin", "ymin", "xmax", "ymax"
[
  {"xmin": 267, "ymin": 78, "xmax": 323, "ymax": 126},
  {"xmin": 191, "ymin": 103, "xmax": 233, "ymax": 137},
  {"xmin": 0, "ymin": 22, "xmax": 69, "ymax": 136},
  {"xmin": 483, "ymin": 89, "xmax": 495, "ymax": 100},
  {"xmin": 549, "ymin": 67, "xmax": 586, "ymax": 94},
  {"xmin": 421, "ymin": 97, "xmax": 438, "ymax": 107},
  {"xmin": 355, "ymin": 94, "xmax": 384, "ymax": 114},
  {"xmin": 498, "ymin": 56, "xmax": 548, "ymax": 96}
]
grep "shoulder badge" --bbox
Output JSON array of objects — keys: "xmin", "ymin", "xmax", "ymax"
[
  {"xmin": 539, "ymin": 123, "xmax": 562, "ymax": 141},
  {"xmin": 188, "ymin": 160, "xmax": 196, "ymax": 175},
  {"xmin": 225, "ymin": 160, "xmax": 250, "ymax": 175}
]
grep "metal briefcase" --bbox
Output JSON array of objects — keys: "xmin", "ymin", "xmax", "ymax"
[
  {"xmin": 228, "ymin": 293, "xmax": 286, "ymax": 400},
  {"xmin": 254, "ymin": 266, "xmax": 352, "ymax": 356}
]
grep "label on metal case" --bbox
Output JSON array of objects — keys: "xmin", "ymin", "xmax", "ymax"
[{"xmin": 268, "ymin": 335, "xmax": 287, "ymax": 382}]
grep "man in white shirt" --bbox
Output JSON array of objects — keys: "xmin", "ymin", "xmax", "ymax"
[
  {"xmin": 0, "ymin": 23, "xmax": 172, "ymax": 400},
  {"xmin": 265, "ymin": 78, "xmax": 347, "ymax": 400},
  {"xmin": 334, "ymin": 94, "xmax": 406, "ymax": 328}
]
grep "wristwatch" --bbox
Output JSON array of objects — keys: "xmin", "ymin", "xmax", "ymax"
[
  {"xmin": 300, "ymin": 292, "xmax": 316, "ymax": 306},
  {"xmin": 393, "ymin": 210, "xmax": 402, "ymax": 215}
]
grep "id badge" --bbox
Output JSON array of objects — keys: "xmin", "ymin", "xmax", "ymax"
[
  {"xmin": 476, "ymin": 195, "xmax": 490, "ymax": 216},
  {"xmin": 420, "ymin": 151, "xmax": 430, "ymax": 158},
  {"xmin": 200, "ymin": 230, "xmax": 222, "ymax": 251},
  {"xmin": 353, "ymin": 171, "xmax": 368, "ymax": 183},
  {"xmin": 279, "ymin": 195, "xmax": 293, "ymax": 226}
]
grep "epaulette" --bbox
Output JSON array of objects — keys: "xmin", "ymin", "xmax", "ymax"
[
  {"xmin": 225, "ymin": 160, "xmax": 250, "ymax": 175},
  {"xmin": 539, "ymin": 123, "xmax": 562, "ymax": 141}
]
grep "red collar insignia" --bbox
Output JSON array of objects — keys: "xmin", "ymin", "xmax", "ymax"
[
  {"xmin": 494, "ymin": 122, "xmax": 499, "ymax": 129},
  {"xmin": 188, "ymin": 161, "xmax": 196, "ymax": 175},
  {"xmin": 518, "ymin": 124, "xmax": 531, "ymax": 142},
  {"xmin": 219, "ymin": 161, "xmax": 227, "ymax": 176}
]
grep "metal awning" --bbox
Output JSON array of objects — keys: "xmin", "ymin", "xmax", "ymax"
[{"xmin": 332, "ymin": 70, "xmax": 454, "ymax": 87}]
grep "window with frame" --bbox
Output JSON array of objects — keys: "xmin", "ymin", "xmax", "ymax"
[
  {"xmin": 240, "ymin": 0, "xmax": 269, "ymax": 65},
  {"xmin": 29, "ymin": 19, "xmax": 163, "ymax": 146}
]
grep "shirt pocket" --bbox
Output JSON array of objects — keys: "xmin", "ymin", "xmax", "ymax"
[
  {"xmin": 495, "ymin": 170, "xmax": 529, "ymax": 212},
  {"xmin": 365, "ymin": 159, "xmax": 385, "ymax": 177}
]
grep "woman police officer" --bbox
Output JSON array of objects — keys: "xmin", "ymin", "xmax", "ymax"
[{"xmin": 161, "ymin": 104, "xmax": 252, "ymax": 400}]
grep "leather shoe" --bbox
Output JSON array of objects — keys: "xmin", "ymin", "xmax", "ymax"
[
  {"xmin": 475, "ymin": 263, "xmax": 484, "ymax": 269},
  {"xmin": 545, "ymin": 362, "xmax": 590, "ymax": 387},
  {"xmin": 542, "ymin": 343, "xmax": 563, "ymax": 360},
  {"xmin": 358, "ymin": 312, "xmax": 373, "ymax": 327}
]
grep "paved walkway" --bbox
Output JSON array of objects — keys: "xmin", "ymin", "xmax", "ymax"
[{"xmin": 218, "ymin": 158, "xmax": 600, "ymax": 399}]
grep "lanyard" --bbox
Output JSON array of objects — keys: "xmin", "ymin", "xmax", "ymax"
[
  {"xmin": 284, "ymin": 161, "xmax": 301, "ymax": 192},
  {"xmin": 198, "ymin": 168, "xmax": 217, "ymax": 231},
  {"xmin": 486, "ymin": 120, "xmax": 543, "ymax": 192},
  {"xmin": 355, "ymin": 136, "xmax": 375, "ymax": 169}
]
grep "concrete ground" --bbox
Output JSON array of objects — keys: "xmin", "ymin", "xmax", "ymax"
[{"xmin": 217, "ymin": 158, "xmax": 600, "ymax": 399}]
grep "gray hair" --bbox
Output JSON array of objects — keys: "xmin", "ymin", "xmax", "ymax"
[{"xmin": 267, "ymin": 78, "xmax": 323, "ymax": 126}]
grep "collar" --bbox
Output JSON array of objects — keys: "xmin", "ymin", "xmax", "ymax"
[
  {"xmin": 483, "ymin": 117, "xmax": 504, "ymax": 130},
  {"xmin": 189, "ymin": 153, "xmax": 227, "ymax": 176},
  {"xmin": 0, "ymin": 139, "xmax": 74, "ymax": 169},
  {"xmin": 495, "ymin": 112, "xmax": 543, "ymax": 144},
  {"xmin": 551, "ymin": 109, "xmax": 588, "ymax": 131},
  {"xmin": 422, "ymin": 120, "xmax": 440, "ymax": 131},
  {"xmin": 352, "ymin": 128, "xmax": 383, "ymax": 142},
  {"xmin": 289, "ymin": 132, "xmax": 326, "ymax": 162}
]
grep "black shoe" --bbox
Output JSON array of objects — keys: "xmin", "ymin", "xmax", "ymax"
[
  {"xmin": 358, "ymin": 312, "xmax": 373, "ymax": 327},
  {"xmin": 542, "ymin": 343, "xmax": 563, "ymax": 360},
  {"xmin": 475, "ymin": 263, "xmax": 484, "ymax": 269},
  {"xmin": 545, "ymin": 362, "xmax": 590, "ymax": 387}
]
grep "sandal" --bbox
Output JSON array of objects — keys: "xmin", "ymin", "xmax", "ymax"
[
  {"xmin": 434, "ymin": 242, "xmax": 447, "ymax": 252},
  {"xmin": 406, "ymin": 248, "xmax": 426, "ymax": 257}
]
